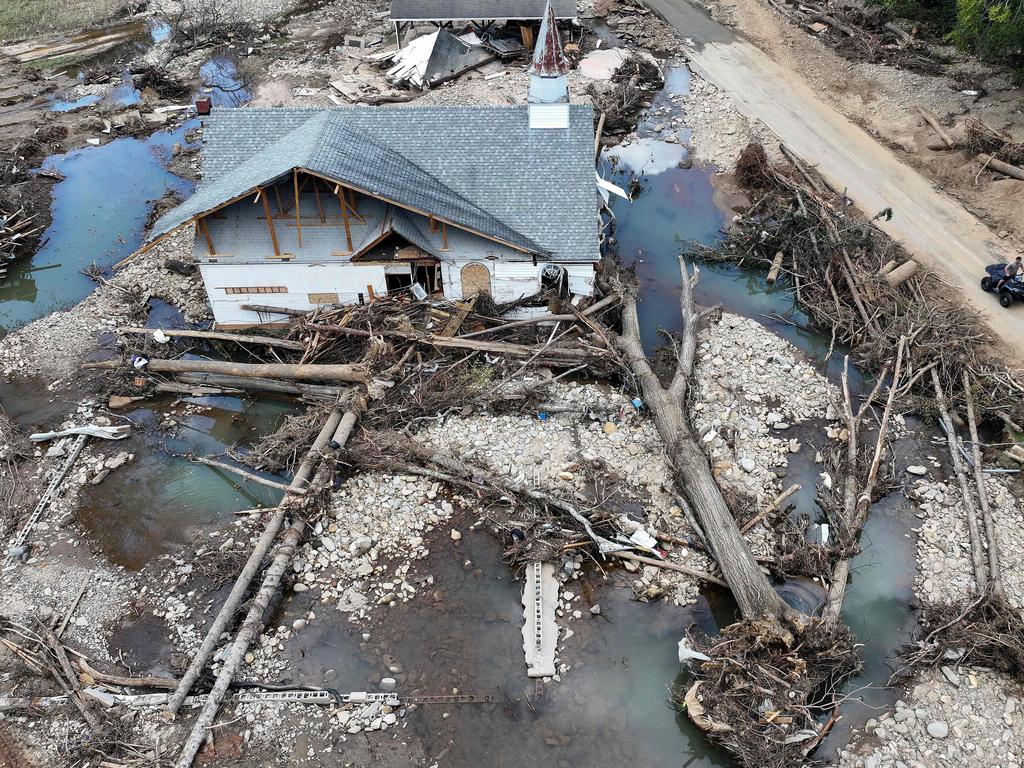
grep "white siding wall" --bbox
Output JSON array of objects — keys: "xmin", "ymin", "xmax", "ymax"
[
  {"xmin": 443, "ymin": 261, "xmax": 596, "ymax": 302},
  {"xmin": 201, "ymin": 260, "xmax": 596, "ymax": 326},
  {"xmin": 200, "ymin": 262, "xmax": 388, "ymax": 326}
]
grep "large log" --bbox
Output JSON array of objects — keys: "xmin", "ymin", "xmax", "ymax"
[
  {"xmin": 883, "ymin": 259, "xmax": 918, "ymax": 286},
  {"xmin": 172, "ymin": 519, "xmax": 306, "ymax": 768},
  {"xmin": 978, "ymin": 154, "xmax": 1024, "ymax": 181},
  {"xmin": 917, "ymin": 107, "xmax": 955, "ymax": 149},
  {"xmin": 823, "ymin": 339, "xmax": 904, "ymax": 623},
  {"xmin": 118, "ymin": 327, "xmax": 305, "ymax": 351},
  {"xmin": 932, "ymin": 368, "xmax": 988, "ymax": 591},
  {"xmin": 171, "ymin": 372, "xmax": 348, "ymax": 398},
  {"xmin": 612, "ymin": 257, "xmax": 796, "ymax": 627},
  {"xmin": 311, "ymin": 323, "xmax": 599, "ymax": 361},
  {"xmin": 962, "ymin": 373, "xmax": 1003, "ymax": 597},
  {"xmin": 83, "ymin": 358, "xmax": 368, "ymax": 383}
]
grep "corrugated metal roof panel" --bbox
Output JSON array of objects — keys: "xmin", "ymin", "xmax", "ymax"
[{"xmin": 390, "ymin": 0, "xmax": 575, "ymax": 21}]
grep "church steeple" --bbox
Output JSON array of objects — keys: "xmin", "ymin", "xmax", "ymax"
[{"xmin": 528, "ymin": 1, "xmax": 570, "ymax": 129}]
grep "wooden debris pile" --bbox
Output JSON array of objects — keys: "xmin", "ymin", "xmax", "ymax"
[
  {"xmin": 0, "ymin": 206, "xmax": 42, "ymax": 282},
  {"xmin": 899, "ymin": 592, "xmax": 1024, "ymax": 680},
  {"xmin": 585, "ymin": 52, "xmax": 664, "ymax": 136},
  {"xmin": 674, "ymin": 616, "xmax": 861, "ymax": 767},
  {"xmin": 689, "ymin": 142, "xmax": 1024, "ymax": 417},
  {"xmin": 765, "ymin": 0, "xmax": 946, "ymax": 75}
]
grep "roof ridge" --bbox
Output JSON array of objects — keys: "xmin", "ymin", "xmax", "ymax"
[{"xmin": 312, "ymin": 111, "xmax": 545, "ymax": 253}]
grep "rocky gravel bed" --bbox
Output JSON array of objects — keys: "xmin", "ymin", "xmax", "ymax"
[
  {"xmin": 909, "ymin": 474, "xmax": 1024, "ymax": 608},
  {"xmin": 838, "ymin": 433, "xmax": 1024, "ymax": 767},
  {"xmin": 691, "ymin": 312, "xmax": 834, "ymax": 505},
  {"xmin": 676, "ymin": 73, "xmax": 775, "ymax": 170},
  {"xmin": 839, "ymin": 667, "xmax": 1024, "ymax": 768},
  {"xmin": 0, "ymin": 227, "xmax": 209, "ymax": 381}
]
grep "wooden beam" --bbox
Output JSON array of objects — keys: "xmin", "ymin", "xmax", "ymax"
[
  {"xmin": 333, "ymin": 184, "xmax": 365, "ymax": 225},
  {"xmin": 313, "ymin": 179, "xmax": 326, "ymax": 224},
  {"xmin": 336, "ymin": 191, "xmax": 353, "ymax": 252},
  {"xmin": 301, "ymin": 168, "xmax": 533, "ymax": 256},
  {"xmin": 441, "ymin": 221, "xmax": 449, "ymax": 251},
  {"xmin": 293, "ymin": 169, "xmax": 302, "ymax": 248},
  {"xmin": 199, "ymin": 217, "xmax": 216, "ymax": 255},
  {"xmin": 259, "ymin": 188, "xmax": 280, "ymax": 257}
]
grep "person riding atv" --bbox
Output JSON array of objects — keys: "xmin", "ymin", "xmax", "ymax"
[{"xmin": 981, "ymin": 257, "xmax": 1024, "ymax": 308}]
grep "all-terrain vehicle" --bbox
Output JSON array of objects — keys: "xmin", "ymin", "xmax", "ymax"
[{"xmin": 981, "ymin": 264, "xmax": 1024, "ymax": 308}]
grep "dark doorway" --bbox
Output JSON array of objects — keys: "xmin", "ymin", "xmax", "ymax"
[{"xmin": 385, "ymin": 271, "xmax": 413, "ymax": 295}]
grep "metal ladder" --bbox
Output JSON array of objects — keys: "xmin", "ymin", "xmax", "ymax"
[{"xmin": 3, "ymin": 434, "xmax": 88, "ymax": 569}]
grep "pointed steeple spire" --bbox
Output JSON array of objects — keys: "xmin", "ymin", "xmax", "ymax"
[
  {"xmin": 529, "ymin": 1, "xmax": 570, "ymax": 78},
  {"xmin": 527, "ymin": 1, "xmax": 570, "ymax": 128}
]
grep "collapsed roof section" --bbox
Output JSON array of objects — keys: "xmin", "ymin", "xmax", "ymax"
[
  {"xmin": 389, "ymin": 0, "xmax": 576, "ymax": 21},
  {"xmin": 385, "ymin": 29, "xmax": 493, "ymax": 88},
  {"xmin": 150, "ymin": 105, "xmax": 601, "ymax": 263}
]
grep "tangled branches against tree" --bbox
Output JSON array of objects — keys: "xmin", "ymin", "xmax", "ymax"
[
  {"xmin": 586, "ymin": 53, "xmax": 664, "ymax": 135},
  {"xmin": 163, "ymin": 0, "xmax": 258, "ymax": 59},
  {"xmin": 674, "ymin": 616, "xmax": 861, "ymax": 767}
]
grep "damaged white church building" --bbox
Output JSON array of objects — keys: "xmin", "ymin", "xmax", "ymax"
[{"xmin": 146, "ymin": 4, "xmax": 602, "ymax": 328}]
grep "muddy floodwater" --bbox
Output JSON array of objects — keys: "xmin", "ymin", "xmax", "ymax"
[{"xmin": 0, "ymin": 58, "xmax": 921, "ymax": 766}]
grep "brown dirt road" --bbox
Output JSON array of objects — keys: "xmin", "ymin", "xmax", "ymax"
[{"xmin": 644, "ymin": 0, "xmax": 1024, "ymax": 368}]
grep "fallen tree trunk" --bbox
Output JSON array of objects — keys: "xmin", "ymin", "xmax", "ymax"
[
  {"xmin": 977, "ymin": 154, "xmax": 1024, "ymax": 181},
  {"xmin": 190, "ymin": 456, "xmax": 299, "ymax": 494},
  {"xmin": 932, "ymin": 367, "xmax": 988, "ymax": 590},
  {"xmin": 168, "ymin": 406, "xmax": 361, "ymax": 756},
  {"xmin": 169, "ymin": 373, "xmax": 348, "ymax": 398},
  {"xmin": 883, "ymin": 259, "xmax": 918, "ymax": 286},
  {"xmin": 83, "ymin": 358, "xmax": 368, "ymax": 383},
  {"xmin": 117, "ymin": 327, "xmax": 305, "ymax": 351},
  {"xmin": 962, "ymin": 372, "xmax": 1004, "ymax": 597},
  {"xmin": 611, "ymin": 257, "xmax": 797, "ymax": 628},
  {"xmin": 611, "ymin": 551, "xmax": 728, "ymax": 587},
  {"xmin": 917, "ymin": 107, "xmax": 956, "ymax": 149},
  {"xmin": 173, "ymin": 519, "xmax": 306, "ymax": 768},
  {"xmin": 823, "ymin": 338, "xmax": 905, "ymax": 622},
  {"xmin": 239, "ymin": 303, "xmax": 307, "ymax": 317}
]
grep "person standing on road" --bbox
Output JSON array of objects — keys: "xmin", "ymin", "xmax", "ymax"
[{"xmin": 997, "ymin": 256, "xmax": 1023, "ymax": 290}]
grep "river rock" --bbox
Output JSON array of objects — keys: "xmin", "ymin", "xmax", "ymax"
[
  {"xmin": 927, "ymin": 721, "xmax": 949, "ymax": 738},
  {"xmin": 906, "ymin": 465, "xmax": 928, "ymax": 476}
]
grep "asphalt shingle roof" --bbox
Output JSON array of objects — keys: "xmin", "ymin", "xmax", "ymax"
[
  {"xmin": 390, "ymin": 0, "xmax": 576, "ymax": 21},
  {"xmin": 151, "ymin": 105, "xmax": 599, "ymax": 263}
]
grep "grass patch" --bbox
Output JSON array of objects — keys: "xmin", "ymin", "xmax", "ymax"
[{"xmin": 0, "ymin": 0, "xmax": 123, "ymax": 43}]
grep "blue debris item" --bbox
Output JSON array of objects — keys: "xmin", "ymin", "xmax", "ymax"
[
  {"xmin": 631, "ymin": 398, "xmax": 643, "ymax": 410},
  {"xmin": 537, "ymin": 411, "xmax": 549, "ymax": 421}
]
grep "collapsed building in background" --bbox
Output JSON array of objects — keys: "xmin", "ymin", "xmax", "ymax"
[{"xmin": 144, "ymin": 4, "xmax": 600, "ymax": 328}]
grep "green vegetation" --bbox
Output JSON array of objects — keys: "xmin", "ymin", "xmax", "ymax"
[
  {"xmin": 949, "ymin": 0, "xmax": 1024, "ymax": 59},
  {"xmin": 875, "ymin": 0, "xmax": 1023, "ymax": 62},
  {"xmin": 0, "ymin": 0, "xmax": 122, "ymax": 42}
]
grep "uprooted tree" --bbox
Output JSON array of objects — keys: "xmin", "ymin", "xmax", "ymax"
[{"xmin": 610, "ymin": 257, "xmax": 800, "ymax": 631}]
